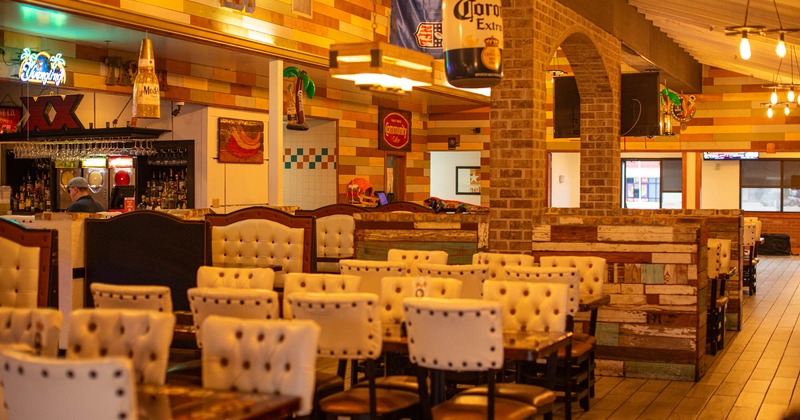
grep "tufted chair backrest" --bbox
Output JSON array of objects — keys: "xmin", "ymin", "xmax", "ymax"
[
  {"xmin": 201, "ymin": 316, "xmax": 320, "ymax": 416},
  {"xmin": 472, "ymin": 252, "xmax": 535, "ymax": 281},
  {"xmin": 538, "ymin": 256, "xmax": 607, "ymax": 299},
  {"xmin": 282, "ymin": 273, "xmax": 361, "ymax": 319},
  {"xmin": 744, "ymin": 217, "xmax": 763, "ymax": 240},
  {"xmin": 505, "ymin": 266, "xmax": 581, "ymax": 315},
  {"xmin": 0, "ymin": 307, "xmax": 62, "ymax": 358},
  {"xmin": 288, "ymin": 293, "xmax": 382, "ymax": 361},
  {"xmin": 210, "ymin": 219, "xmax": 306, "ymax": 288},
  {"xmin": 417, "ymin": 263, "xmax": 489, "ymax": 299},
  {"xmin": 387, "ymin": 249, "xmax": 449, "ymax": 276},
  {"xmin": 196, "ymin": 265, "xmax": 275, "ymax": 290},
  {"xmin": 742, "ymin": 221, "xmax": 758, "ymax": 248},
  {"xmin": 316, "ymin": 214, "xmax": 356, "ymax": 271},
  {"xmin": 187, "ymin": 287, "xmax": 280, "ymax": 347},
  {"xmin": 707, "ymin": 240, "xmax": 722, "ymax": 279},
  {"xmin": 403, "ymin": 298, "xmax": 503, "ymax": 372},
  {"xmin": 339, "ymin": 259, "xmax": 407, "ymax": 296},
  {"xmin": 708, "ymin": 238, "xmax": 732, "ymax": 274},
  {"xmin": 0, "ymin": 349, "xmax": 137, "ymax": 420},
  {"xmin": 378, "ymin": 276, "xmax": 463, "ymax": 326},
  {"xmin": 90, "ymin": 283, "xmax": 173, "ymax": 313},
  {"xmin": 67, "ymin": 308, "xmax": 175, "ymax": 386},
  {"xmin": 0, "ymin": 236, "xmax": 40, "ymax": 308},
  {"xmin": 482, "ymin": 280, "xmax": 570, "ymax": 332}
]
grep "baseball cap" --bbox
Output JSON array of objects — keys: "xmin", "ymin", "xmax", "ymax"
[{"xmin": 66, "ymin": 177, "xmax": 89, "ymax": 189}]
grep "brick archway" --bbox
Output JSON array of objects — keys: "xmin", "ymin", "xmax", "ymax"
[
  {"xmin": 560, "ymin": 32, "xmax": 621, "ymax": 210},
  {"xmin": 488, "ymin": 0, "xmax": 621, "ymax": 252}
]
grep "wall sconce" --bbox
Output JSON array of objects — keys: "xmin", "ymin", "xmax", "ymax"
[{"xmin": 329, "ymin": 42, "xmax": 434, "ymax": 94}]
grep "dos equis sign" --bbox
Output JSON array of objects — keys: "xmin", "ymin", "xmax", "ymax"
[{"xmin": 378, "ymin": 108, "xmax": 412, "ymax": 152}]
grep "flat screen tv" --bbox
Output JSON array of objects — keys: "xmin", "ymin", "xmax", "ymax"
[
  {"xmin": 620, "ymin": 73, "xmax": 662, "ymax": 137},
  {"xmin": 554, "ymin": 76, "xmax": 580, "ymax": 138},
  {"xmin": 702, "ymin": 152, "xmax": 759, "ymax": 160}
]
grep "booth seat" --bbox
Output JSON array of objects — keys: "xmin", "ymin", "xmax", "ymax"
[
  {"xmin": 0, "ymin": 218, "xmax": 57, "ymax": 308},
  {"xmin": 207, "ymin": 207, "xmax": 315, "ymax": 289},
  {"xmin": 296, "ymin": 204, "xmax": 368, "ymax": 274}
]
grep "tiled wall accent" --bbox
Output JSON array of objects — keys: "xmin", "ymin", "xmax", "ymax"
[
  {"xmin": 283, "ymin": 119, "xmax": 337, "ymax": 210},
  {"xmin": 533, "ymin": 207, "xmax": 743, "ymax": 381}
]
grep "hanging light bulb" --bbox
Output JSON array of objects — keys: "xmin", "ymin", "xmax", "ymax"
[
  {"xmin": 777, "ymin": 33, "xmax": 787, "ymax": 58},
  {"xmin": 771, "ymin": 89, "xmax": 779, "ymax": 104},
  {"xmin": 740, "ymin": 33, "xmax": 752, "ymax": 60},
  {"xmin": 789, "ymin": 87, "xmax": 796, "ymax": 102},
  {"xmin": 785, "ymin": 104, "xmax": 791, "ymax": 115},
  {"xmin": 768, "ymin": 104, "xmax": 774, "ymax": 118}
]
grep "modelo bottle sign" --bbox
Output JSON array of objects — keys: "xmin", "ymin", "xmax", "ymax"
[{"xmin": 442, "ymin": 0, "xmax": 503, "ymax": 88}]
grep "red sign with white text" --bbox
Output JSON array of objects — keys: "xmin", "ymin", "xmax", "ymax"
[{"xmin": 379, "ymin": 108, "xmax": 412, "ymax": 152}]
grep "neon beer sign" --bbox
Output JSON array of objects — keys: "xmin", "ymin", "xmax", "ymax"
[{"xmin": 18, "ymin": 48, "xmax": 66, "ymax": 86}]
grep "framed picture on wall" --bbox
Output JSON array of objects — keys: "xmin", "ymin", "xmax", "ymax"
[
  {"xmin": 456, "ymin": 166, "xmax": 480, "ymax": 195},
  {"xmin": 218, "ymin": 117, "xmax": 264, "ymax": 164}
]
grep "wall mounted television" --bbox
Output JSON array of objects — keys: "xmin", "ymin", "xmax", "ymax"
[
  {"xmin": 620, "ymin": 72, "xmax": 662, "ymax": 137},
  {"xmin": 553, "ymin": 76, "xmax": 580, "ymax": 138},
  {"xmin": 702, "ymin": 152, "xmax": 759, "ymax": 160}
]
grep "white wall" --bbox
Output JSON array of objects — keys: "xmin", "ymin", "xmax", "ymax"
[
  {"xmin": 550, "ymin": 152, "xmax": 580, "ymax": 207},
  {"xmin": 203, "ymin": 107, "xmax": 269, "ymax": 213},
  {"xmin": 430, "ymin": 151, "xmax": 481, "ymax": 205},
  {"xmin": 282, "ymin": 118, "xmax": 337, "ymax": 210},
  {"xmin": 701, "ymin": 160, "xmax": 740, "ymax": 209}
]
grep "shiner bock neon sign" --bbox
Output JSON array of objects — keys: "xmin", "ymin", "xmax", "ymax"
[{"xmin": 18, "ymin": 48, "xmax": 66, "ymax": 86}]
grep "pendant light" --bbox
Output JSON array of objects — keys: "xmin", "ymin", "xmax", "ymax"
[
  {"xmin": 785, "ymin": 103, "xmax": 791, "ymax": 116},
  {"xmin": 725, "ymin": 0, "xmax": 764, "ymax": 61},
  {"xmin": 768, "ymin": 104, "xmax": 774, "ymax": 118}
]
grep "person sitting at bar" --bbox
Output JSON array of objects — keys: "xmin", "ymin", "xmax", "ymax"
[{"xmin": 66, "ymin": 177, "xmax": 105, "ymax": 213}]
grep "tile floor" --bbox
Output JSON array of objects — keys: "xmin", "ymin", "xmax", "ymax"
[{"xmin": 317, "ymin": 255, "xmax": 800, "ymax": 419}]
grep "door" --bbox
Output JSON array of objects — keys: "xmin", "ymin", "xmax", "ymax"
[{"xmin": 385, "ymin": 152, "xmax": 405, "ymax": 202}]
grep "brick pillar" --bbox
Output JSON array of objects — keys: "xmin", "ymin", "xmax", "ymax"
[{"xmin": 489, "ymin": 0, "xmax": 622, "ymax": 252}]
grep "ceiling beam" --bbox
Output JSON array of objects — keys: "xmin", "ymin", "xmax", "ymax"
[{"xmin": 557, "ymin": 0, "xmax": 703, "ymax": 93}]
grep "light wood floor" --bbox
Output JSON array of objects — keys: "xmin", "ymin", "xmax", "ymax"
[{"xmin": 567, "ymin": 255, "xmax": 800, "ymax": 420}]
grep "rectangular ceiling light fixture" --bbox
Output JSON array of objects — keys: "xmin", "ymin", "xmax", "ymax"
[{"xmin": 329, "ymin": 41, "xmax": 434, "ymax": 94}]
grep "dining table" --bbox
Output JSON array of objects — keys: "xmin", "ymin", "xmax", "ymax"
[
  {"xmin": 381, "ymin": 324, "xmax": 575, "ymax": 419},
  {"xmin": 137, "ymin": 384, "xmax": 300, "ymax": 420}
]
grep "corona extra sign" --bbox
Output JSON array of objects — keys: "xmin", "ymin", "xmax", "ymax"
[{"xmin": 18, "ymin": 48, "xmax": 66, "ymax": 86}]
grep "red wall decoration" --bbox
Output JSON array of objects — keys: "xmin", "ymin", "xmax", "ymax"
[{"xmin": 378, "ymin": 108, "xmax": 412, "ymax": 152}]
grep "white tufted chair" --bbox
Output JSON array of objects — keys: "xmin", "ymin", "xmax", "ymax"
[
  {"xmin": 339, "ymin": 259, "xmax": 406, "ymax": 296},
  {"xmin": 289, "ymin": 293, "xmax": 419, "ymax": 419},
  {"xmin": 386, "ymin": 249, "xmax": 449, "ymax": 276},
  {"xmin": 482, "ymin": 279, "xmax": 570, "ymax": 333},
  {"xmin": 378, "ymin": 276, "xmax": 462, "ymax": 328},
  {"xmin": 0, "ymin": 236, "xmax": 41, "ymax": 308},
  {"xmin": 210, "ymin": 219, "xmax": 306, "ymax": 288},
  {"xmin": 90, "ymin": 283, "xmax": 173, "ymax": 313},
  {"xmin": 417, "ymin": 263, "xmax": 489, "ymax": 299},
  {"xmin": 707, "ymin": 240, "xmax": 728, "ymax": 355},
  {"xmin": 282, "ymin": 272, "xmax": 361, "ymax": 319},
  {"xmin": 0, "ymin": 307, "xmax": 62, "ymax": 358},
  {"xmin": 743, "ymin": 219, "xmax": 759, "ymax": 295},
  {"xmin": 472, "ymin": 252, "xmax": 536, "ymax": 281},
  {"xmin": 502, "ymin": 265, "xmax": 594, "ymax": 412},
  {"xmin": 66, "ymin": 308, "xmax": 175, "ymax": 385},
  {"xmin": 538, "ymin": 256, "xmax": 607, "ymax": 302},
  {"xmin": 201, "ymin": 315, "xmax": 320, "ymax": 416},
  {"xmin": 196, "ymin": 265, "xmax": 275, "ymax": 290},
  {"xmin": 314, "ymin": 214, "xmax": 356, "ymax": 273},
  {"xmin": 0, "ymin": 349, "xmax": 137, "ymax": 420},
  {"xmin": 187, "ymin": 288, "xmax": 280, "ymax": 348},
  {"xmin": 402, "ymin": 298, "xmax": 539, "ymax": 420}
]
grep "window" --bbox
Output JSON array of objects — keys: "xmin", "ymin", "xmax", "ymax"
[
  {"xmin": 741, "ymin": 159, "xmax": 800, "ymax": 212},
  {"xmin": 621, "ymin": 159, "xmax": 682, "ymax": 209}
]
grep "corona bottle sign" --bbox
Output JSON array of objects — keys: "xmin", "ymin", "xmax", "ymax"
[
  {"xmin": 18, "ymin": 48, "xmax": 67, "ymax": 86},
  {"xmin": 442, "ymin": 0, "xmax": 503, "ymax": 88}
]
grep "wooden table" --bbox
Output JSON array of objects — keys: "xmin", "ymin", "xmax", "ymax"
[
  {"xmin": 382, "ymin": 325, "xmax": 574, "ymax": 419},
  {"xmin": 137, "ymin": 384, "xmax": 299, "ymax": 420}
]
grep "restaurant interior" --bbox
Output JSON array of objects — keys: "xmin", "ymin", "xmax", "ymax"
[{"xmin": 0, "ymin": 0, "xmax": 799, "ymax": 418}]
